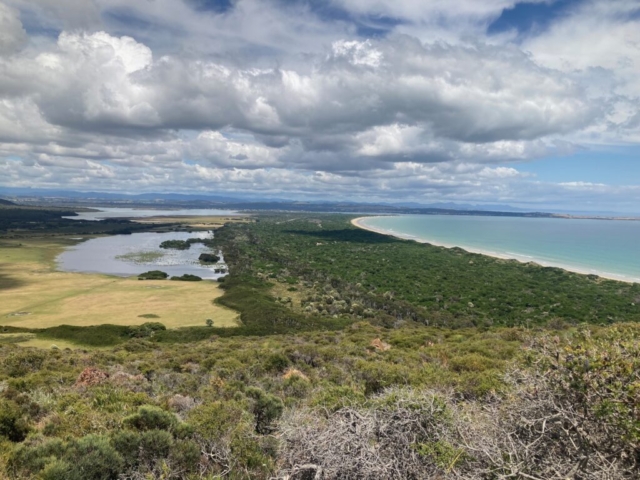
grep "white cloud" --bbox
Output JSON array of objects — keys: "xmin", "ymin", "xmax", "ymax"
[
  {"xmin": 0, "ymin": 30, "xmax": 598, "ymax": 151},
  {"xmin": 333, "ymin": 0, "xmax": 539, "ymax": 21},
  {"xmin": 0, "ymin": 0, "xmax": 637, "ymax": 210},
  {"xmin": 523, "ymin": 0, "xmax": 640, "ymax": 143}
]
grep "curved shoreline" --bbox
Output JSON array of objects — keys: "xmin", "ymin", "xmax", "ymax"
[{"xmin": 351, "ymin": 216, "xmax": 639, "ymax": 284}]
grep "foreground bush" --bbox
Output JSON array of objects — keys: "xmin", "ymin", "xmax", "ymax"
[
  {"xmin": 8, "ymin": 435, "xmax": 124, "ymax": 480},
  {"xmin": 277, "ymin": 327, "xmax": 640, "ymax": 479},
  {"xmin": 0, "ymin": 399, "xmax": 29, "ymax": 442},
  {"xmin": 0, "ymin": 323, "xmax": 636, "ymax": 479}
]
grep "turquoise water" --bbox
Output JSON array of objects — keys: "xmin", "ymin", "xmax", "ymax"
[{"xmin": 359, "ymin": 215, "xmax": 640, "ymax": 283}]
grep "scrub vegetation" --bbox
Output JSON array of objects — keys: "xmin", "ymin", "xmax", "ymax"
[
  {"xmin": 0, "ymin": 210, "xmax": 638, "ymax": 479},
  {"xmin": 213, "ymin": 214, "xmax": 640, "ymax": 328},
  {"xmin": 0, "ymin": 321, "xmax": 637, "ymax": 479}
]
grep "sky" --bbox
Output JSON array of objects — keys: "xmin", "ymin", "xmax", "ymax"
[{"xmin": 0, "ymin": 0, "xmax": 639, "ymax": 212}]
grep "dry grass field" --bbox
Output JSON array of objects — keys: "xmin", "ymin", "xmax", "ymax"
[
  {"xmin": 134, "ymin": 215, "xmax": 251, "ymax": 229},
  {"xmin": 0, "ymin": 237, "xmax": 238, "ymax": 334}
]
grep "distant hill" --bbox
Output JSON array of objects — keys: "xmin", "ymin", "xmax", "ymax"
[
  {"xmin": 0, "ymin": 198, "xmax": 15, "ymax": 206},
  {"xmin": 390, "ymin": 201, "xmax": 530, "ymax": 213},
  {"xmin": 0, "ymin": 186, "xmax": 635, "ymax": 217},
  {"xmin": 0, "ymin": 186, "xmax": 248, "ymax": 204}
]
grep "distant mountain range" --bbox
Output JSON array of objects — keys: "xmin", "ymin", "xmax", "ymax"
[
  {"xmin": 0, "ymin": 186, "xmax": 635, "ymax": 217},
  {"xmin": 0, "ymin": 187, "xmax": 546, "ymax": 214},
  {"xmin": 0, "ymin": 187, "xmax": 243, "ymax": 204},
  {"xmin": 385, "ymin": 201, "xmax": 530, "ymax": 213}
]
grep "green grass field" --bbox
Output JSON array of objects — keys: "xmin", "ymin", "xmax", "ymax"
[{"xmin": 0, "ymin": 237, "xmax": 238, "ymax": 338}]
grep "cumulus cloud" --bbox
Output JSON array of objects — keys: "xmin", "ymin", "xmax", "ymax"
[
  {"xmin": 0, "ymin": 31, "xmax": 599, "ymax": 146},
  {"xmin": 523, "ymin": 0, "xmax": 640, "ymax": 143},
  {"xmin": 0, "ymin": 0, "xmax": 637, "ymax": 210}
]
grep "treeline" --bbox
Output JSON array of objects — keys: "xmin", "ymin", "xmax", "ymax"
[{"xmin": 0, "ymin": 207, "xmax": 150, "ymax": 236}]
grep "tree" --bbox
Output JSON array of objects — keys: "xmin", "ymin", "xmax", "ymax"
[{"xmin": 206, "ymin": 319, "xmax": 214, "ymax": 327}]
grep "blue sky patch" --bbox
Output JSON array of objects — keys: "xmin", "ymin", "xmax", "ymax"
[
  {"xmin": 186, "ymin": 0, "xmax": 235, "ymax": 14},
  {"xmin": 519, "ymin": 146, "xmax": 640, "ymax": 186},
  {"xmin": 488, "ymin": 0, "xmax": 584, "ymax": 36}
]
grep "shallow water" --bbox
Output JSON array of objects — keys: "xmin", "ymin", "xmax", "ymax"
[
  {"xmin": 57, "ymin": 231, "xmax": 227, "ymax": 280},
  {"xmin": 64, "ymin": 207, "xmax": 241, "ymax": 221},
  {"xmin": 359, "ymin": 215, "xmax": 640, "ymax": 282}
]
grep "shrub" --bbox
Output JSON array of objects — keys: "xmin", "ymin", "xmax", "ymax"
[
  {"xmin": 173, "ymin": 421, "xmax": 195, "ymax": 440},
  {"xmin": 168, "ymin": 439, "xmax": 201, "ymax": 474},
  {"xmin": 246, "ymin": 387, "xmax": 283, "ymax": 434},
  {"xmin": 3, "ymin": 350, "xmax": 46, "ymax": 377},
  {"xmin": 8, "ymin": 435, "xmax": 124, "ymax": 480},
  {"xmin": 128, "ymin": 322, "xmax": 167, "ymax": 338},
  {"xmin": 264, "ymin": 353, "xmax": 290, "ymax": 373},
  {"xmin": 160, "ymin": 240, "xmax": 190, "ymax": 250},
  {"xmin": 282, "ymin": 374, "xmax": 311, "ymax": 399},
  {"xmin": 171, "ymin": 274, "xmax": 203, "ymax": 281},
  {"xmin": 110, "ymin": 430, "xmax": 141, "ymax": 469},
  {"xmin": 448, "ymin": 353, "xmax": 499, "ymax": 373},
  {"xmin": 0, "ymin": 399, "xmax": 29, "ymax": 442},
  {"xmin": 199, "ymin": 253, "xmax": 220, "ymax": 263},
  {"xmin": 188, "ymin": 400, "xmax": 251, "ymax": 440},
  {"xmin": 65, "ymin": 435, "xmax": 124, "ymax": 480},
  {"xmin": 188, "ymin": 400, "xmax": 266, "ymax": 476},
  {"xmin": 138, "ymin": 270, "xmax": 168, "ymax": 280},
  {"xmin": 139, "ymin": 429, "xmax": 173, "ymax": 463},
  {"xmin": 7, "ymin": 437, "xmax": 66, "ymax": 476},
  {"xmin": 124, "ymin": 405, "xmax": 177, "ymax": 432},
  {"xmin": 38, "ymin": 459, "xmax": 74, "ymax": 480}
]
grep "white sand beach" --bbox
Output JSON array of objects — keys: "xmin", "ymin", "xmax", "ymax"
[{"xmin": 351, "ymin": 216, "xmax": 639, "ymax": 284}]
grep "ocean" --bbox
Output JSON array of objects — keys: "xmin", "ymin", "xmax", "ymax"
[{"xmin": 357, "ymin": 215, "xmax": 640, "ymax": 283}]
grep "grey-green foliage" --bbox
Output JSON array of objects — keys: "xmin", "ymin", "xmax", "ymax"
[
  {"xmin": 246, "ymin": 387, "xmax": 284, "ymax": 434},
  {"xmin": 0, "ymin": 399, "xmax": 29, "ymax": 442},
  {"xmin": 123, "ymin": 405, "xmax": 177, "ymax": 432},
  {"xmin": 9, "ymin": 435, "xmax": 123, "ymax": 480}
]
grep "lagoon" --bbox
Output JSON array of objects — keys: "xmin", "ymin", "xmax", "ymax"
[
  {"xmin": 57, "ymin": 231, "xmax": 227, "ymax": 279},
  {"xmin": 357, "ymin": 215, "xmax": 640, "ymax": 283},
  {"xmin": 65, "ymin": 207, "xmax": 240, "ymax": 221}
]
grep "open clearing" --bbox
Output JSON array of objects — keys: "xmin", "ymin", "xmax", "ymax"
[
  {"xmin": 0, "ymin": 237, "xmax": 238, "ymax": 333},
  {"xmin": 133, "ymin": 215, "xmax": 251, "ymax": 229}
]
